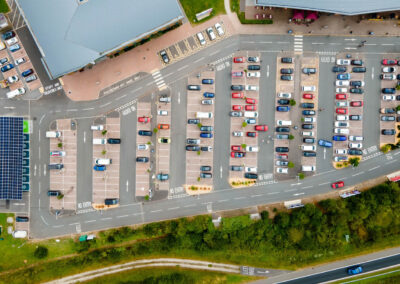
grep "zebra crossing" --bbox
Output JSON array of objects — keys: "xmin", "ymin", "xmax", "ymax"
[
  {"xmin": 294, "ymin": 35, "xmax": 303, "ymax": 53},
  {"xmin": 152, "ymin": 71, "xmax": 166, "ymax": 90}
]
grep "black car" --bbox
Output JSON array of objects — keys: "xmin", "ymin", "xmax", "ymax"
[
  {"xmin": 276, "ymin": 147, "xmax": 289, "ymax": 153},
  {"xmin": 230, "ymin": 165, "xmax": 243, "ymax": 171},
  {"xmin": 107, "ymin": 138, "xmax": 121, "ymax": 144},
  {"xmin": 397, "ymin": 74, "xmax": 400, "ymax": 80},
  {"xmin": 277, "ymin": 99, "xmax": 290, "ymax": 105},
  {"xmin": 352, "ymin": 67, "xmax": 366, "ymax": 73},
  {"xmin": 276, "ymin": 127, "xmax": 290, "ymax": 132},
  {"xmin": 301, "ymin": 103, "xmax": 314, "ymax": 109},
  {"xmin": 302, "ymin": 110, "xmax": 316, "ymax": 115},
  {"xmin": 200, "ymin": 166, "xmax": 212, "ymax": 171},
  {"xmin": 281, "ymin": 75, "xmax": 293, "ymax": 81},
  {"xmin": 302, "ymin": 68, "xmax": 317, "ymax": 75},
  {"xmin": 350, "ymin": 115, "xmax": 362, "ymax": 120},
  {"xmin": 303, "ymin": 151, "xmax": 316, "ymax": 157},
  {"xmin": 350, "ymin": 88, "xmax": 364, "ymax": 94},
  {"xmin": 248, "ymin": 65, "xmax": 261, "ymax": 70},
  {"xmin": 302, "ymin": 124, "xmax": 314, "ymax": 129},
  {"xmin": 47, "ymin": 190, "xmax": 61, "ymax": 196},
  {"xmin": 397, "ymin": 116, "xmax": 400, "ymax": 122},
  {"xmin": 382, "ymin": 129, "xmax": 396, "ymax": 135},
  {"xmin": 348, "ymin": 149, "xmax": 363, "ymax": 155},
  {"xmin": 2, "ymin": 31, "xmax": 15, "ymax": 40},
  {"xmin": 188, "ymin": 119, "xmax": 200, "ymax": 124},
  {"xmin": 136, "ymin": 157, "xmax": 149, "ymax": 163},
  {"xmin": 351, "ymin": 59, "xmax": 363, "ymax": 66},
  {"xmin": 16, "ymin": 216, "xmax": 29, "ymax": 222},
  {"xmin": 160, "ymin": 50, "xmax": 169, "ymax": 64},
  {"xmin": 105, "ymin": 198, "xmax": 119, "ymax": 205},
  {"xmin": 200, "ymin": 126, "xmax": 213, "ymax": 131},
  {"xmin": 281, "ymin": 57, "xmax": 293, "ymax": 63},
  {"xmin": 382, "ymin": 88, "xmax": 396, "ymax": 94},
  {"xmin": 303, "ymin": 138, "xmax": 315, "ymax": 143},
  {"xmin": 138, "ymin": 130, "xmax": 152, "ymax": 136},
  {"xmin": 280, "ymin": 68, "xmax": 294, "ymax": 74},
  {"xmin": 350, "ymin": 81, "xmax": 363, "ymax": 87},
  {"xmin": 48, "ymin": 164, "xmax": 63, "ymax": 170},
  {"xmin": 244, "ymin": 173, "xmax": 258, "ymax": 179},
  {"xmin": 186, "ymin": 145, "xmax": 200, "ymax": 151},
  {"xmin": 332, "ymin": 66, "xmax": 347, "ymax": 72},
  {"xmin": 231, "ymin": 85, "xmax": 244, "ymax": 91},
  {"xmin": 396, "ymin": 95, "xmax": 400, "ymax": 101}
]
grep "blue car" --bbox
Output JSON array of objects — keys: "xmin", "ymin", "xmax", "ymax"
[
  {"xmin": 202, "ymin": 79, "xmax": 214, "ymax": 84},
  {"xmin": 203, "ymin": 92, "xmax": 214, "ymax": 98},
  {"xmin": 382, "ymin": 88, "xmax": 396, "ymax": 94},
  {"xmin": 302, "ymin": 110, "xmax": 316, "ymax": 116},
  {"xmin": 9, "ymin": 44, "xmax": 20, "ymax": 52},
  {"xmin": 94, "ymin": 165, "xmax": 106, "ymax": 171},
  {"xmin": 200, "ymin": 132, "xmax": 213, "ymax": 138},
  {"xmin": 21, "ymin": 68, "xmax": 33, "ymax": 77},
  {"xmin": 347, "ymin": 265, "xmax": 363, "ymax": 275},
  {"xmin": 337, "ymin": 73, "xmax": 351, "ymax": 80},
  {"xmin": 1, "ymin": 63, "xmax": 13, "ymax": 72},
  {"xmin": 333, "ymin": 135, "xmax": 347, "ymax": 141},
  {"xmin": 2, "ymin": 31, "xmax": 15, "ymax": 40},
  {"xmin": 277, "ymin": 106, "xmax": 290, "ymax": 112},
  {"xmin": 318, "ymin": 139, "xmax": 333, "ymax": 148}
]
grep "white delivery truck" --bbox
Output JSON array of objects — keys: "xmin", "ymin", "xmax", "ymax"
[
  {"xmin": 196, "ymin": 112, "xmax": 213, "ymax": 118},
  {"xmin": 95, "ymin": 158, "xmax": 112, "ymax": 165},
  {"xmin": 302, "ymin": 165, "xmax": 316, "ymax": 172},
  {"xmin": 7, "ymin": 87, "xmax": 25, "ymax": 99},
  {"xmin": 46, "ymin": 131, "xmax": 61, "ymax": 138}
]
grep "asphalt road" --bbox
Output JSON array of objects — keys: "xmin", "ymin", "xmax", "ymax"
[{"xmin": 0, "ymin": 34, "xmax": 400, "ymax": 238}]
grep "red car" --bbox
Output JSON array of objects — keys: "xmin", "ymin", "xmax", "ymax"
[
  {"xmin": 231, "ymin": 151, "xmax": 245, "ymax": 158},
  {"xmin": 246, "ymin": 132, "xmax": 257, "ymax": 137},
  {"xmin": 255, "ymin": 125, "xmax": 268, "ymax": 131},
  {"xmin": 277, "ymin": 153, "xmax": 288, "ymax": 160},
  {"xmin": 232, "ymin": 71, "xmax": 244, "ymax": 77},
  {"xmin": 336, "ymin": 93, "xmax": 348, "ymax": 100},
  {"xmin": 350, "ymin": 101, "xmax": 363, "ymax": 107},
  {"xmin": 331, "ymin": 181, "xmax": 344, "ymax": 189},
  {"xmin": 138, "ymin": 116, "xmax": 150, "ymax": 123},
  {"xmin": 158, "ymin": 124, "xmax": 169, "ymax": 129},
  {"xmin": 246, "ymin": 98, "xmax": 257, "ymax": 104},
  {"xmin": 231, "ymin": 145, "xmax": 242, "ymax": 151},
  {"xmin": 232, "ymin": 92, "xmax": 244, "ymax": 99},
  {"xmin": 245, "ymin": 105, "xmax": 257, "ymax": 111},
  {"xmin": 303, "ymin": 93, "xmax": 314, "ymax": 99},
  {"xmin": 382, "ymin": 59, "xmax": 397, "ymax": 65},
  {"xmin": 232, "ymin": 105, "xmax": 243, "ymax": 111},
  {"xmin": 336, "ymin": 108, "xmax": 347, "ymax": 114},
  {"xmin": 233, "ymin": 57, "xmax": 245, "ymax": 63}
]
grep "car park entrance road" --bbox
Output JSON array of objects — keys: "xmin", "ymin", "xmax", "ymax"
[{"xmin": 3, "ymin": 34, "xmax": 400, "ymax": 238}]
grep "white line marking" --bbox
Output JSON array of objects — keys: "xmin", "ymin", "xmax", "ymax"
[
  {"xmin": 151, "ymin": 209, "xmax": 162, "ymax": 213},
  {"xmin": 352, "ymin": 171, "xmax": 365, "ymax": 177},
  {"xmin": 302, "ymin": 185, "xmax": 313, "ymax": 189},
  {"xmin": 318, "ymin": 182, "xmax": 330, "ymax": 186},
  {"xmin": 293, "ymin": 192, "xmax": 305, "ymax": 196},
  {"xmin": 267, "ymin": 192, "xmax": 279, "ymax": 195},
  {"xmin": 100, "ymin": 102, "xmax": 112, "ymax": 107},
  {"xmin": 194, "ymin": 57, "xmax": 205, "ymax": 63},
  {"xmin": 178, "ymin": 65, "xmax": 188, "ymax": 71},
  {"xmin": 84, "ymin": 220, "xmax": 96, "ymax": 223},
  {"xmin": 368, "ymin": 165, "xmax": 380, "ymax": 171},
  {"xmin": 116, "ymin": 215, "xmax": 129, "ymax": 218},
  {"xmin": 167, "ymin": 207, "xmax": 180, "ymax": 210},
  {"xmin": 251, "ymin": 194, "xmax": 263, "ymax": 198},
  {"xmin": 101, "ymin": 217, "xmax": 112, "ymax": 221},
  {"xmin": 218, "ymin": 199, "xmax": 229, "ymax": 203},
  {"xmin": 184, "ymin": 204, "xmax": 196, "ymax": 208}
]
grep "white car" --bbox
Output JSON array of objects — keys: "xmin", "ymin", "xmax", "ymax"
[
  {"xmin": 157, "ymin": 110, "xmax": 168, "ymax": 116},
  {"xmin": 302, "ymin": 86, "xmax": 316, "ymax": 92},
  {"xmin": 206, "ymin": 27, "xmax": 216, "ymax": 41},
  {"xmin": 336, "ymin": 115, "xmax": 349, "ymax": 121},
  {"xmin": 349, "ymin": 135, "xmax": 363, "ymax": 141},
  {"xmin": 214, "ymin": 22, "xmax": 224, "ymax": 36},
  {"xmin": 383, "ymin": 95, "xmax": 396, "ymax": 101},
  {"xmin": 336, "ymin": 87, "xmax": 348, "ymax": 93},
  {"xmin": 336, "ymin": 101, "xmax": 349, "ymax": 107},
  {"xmin": 232, "ymin": 131, "xmax": 243, "ymax": 137},
  {"xmin": 7, "ymin": 75, "xmax": 18, "ymax": 83},
  {"xmin": 245, "ymin": 167, "xmax": 257, "ymax": 173},
  {"xmin": 247, "ymin": 72, "xmax": 260, "ymax": 78},
  {"xmin": 245, "ymin": 85, "xmax": 258, "ymax": 91},
  {"xmin": 335, "ymin": 149, "xmax": 347, "ymax": 155},
  {"xmin": 336, "ymin": 59, "xmax": 351, "ymax": 65},
  {"xmin": 304, "ymin": 117, "xmax": 316, "ymax": 123},
  {"xmin": 15, "ymin": 57, "xmax": 25, "ymax": 65},
  {"xmin": 381, "ymin": 74, "xmax": 396, "ymax": 80},
  {"xmin": 6, "ymin": 37, "xmax": 18, "ymax": 45},
  {"xmin": 91, "ymin": 125, "xmax": 104, "ymax": 131},
  {"xmin": 276, "ymin": 167, "xmax": 288, "ymax": 174},
  {"xmin": 278, "ymin": 92, "xmax": 291, "ymax": 98},
  {"xmin": 50, "ymin": 151, "xmax": 66, "ymax": 157},
  {"xmin": 196, "ymin": 32, "xmax": 206, "ymax": 45},
  {"xmin": 382, "ymin": 66, "xmax": 396, "ymax": 73},
  {"xmin": 334, "ymin": 128, "xmax": 349, "ymax": 134},
  {"xmin": 336, "ymin": 80, "xmax": 349, "ymax": 86},
  {"xmin": 137, "ymin": 144, "xmax": 149, "ymax": 150},
  {"xmin": 246, "ymin": 146, "xmax": 259, "ymax": 152},
  {"xmin": 349, "ymin": 143, "xmax": 363, "ymax": 149},
  {"xmin": 334, "ymin": 156, "xmax": 347, "ymax": 162}
]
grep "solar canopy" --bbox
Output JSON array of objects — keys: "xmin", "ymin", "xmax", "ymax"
[{"xmin": 0, "ymin": 117, "xmax": 23, "ymax": 200}]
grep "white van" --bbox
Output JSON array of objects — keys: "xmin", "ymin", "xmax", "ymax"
[
  {"xmin": 302, "ymin": 131, "xmax": 314, "ymax": 137},
  {"xmin": 302, "ymin": 165, "xmax": 316, "ymax": 172},
  {"xmin": 334, "ymin": 128, "xmax": 349, "ymax": 134},
  {"xmin": 46, "ymin": 131, "xmax": 61, "ymax": 138},
  {"xmin": 244, "ymin": 111, "xmax": 258, "ymax": 118},
  {"xmin": 91, "ymin": 125, "xmax": 104, "ymax": 131},
  {"xmin": 95, "ymin": 158, "xmax": 112, "ymax": 165},
  {"xmin": 12, "ymin": 230, "xmax": 27, "ymax": 238},
  {"xmin": 93, "ymin": 139, "xmax": 107, "ymax": 144},
  {"xmin": 7, "ymin": 87, "xmax": 25, "ymax": 99},
  {"xmin": 197, "ymin": 32, "xmax": 206, "ymax": 45},
  {"xmin": 301, "ymin": 145, "xmax": 316, "ymax": 151},
  {"xmin": 302, "ymin": 86, "xmax": 316, "ymax": 92},
  {"xmin": 277, "ymin": 120, "xmax": 292, "ymax": 126},
  {"xmin": 196, "ymin": 112, "xmax": 213, "ymax": 118}
]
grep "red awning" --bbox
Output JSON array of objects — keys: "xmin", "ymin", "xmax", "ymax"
[
  {"xmin": 390, "ymin": 175, "xmax": 400, "ymax": 182},
  {"xmin": 293, "ymin": 10, "xmax": 304, "ymax": 20},
  {"xmin": 306, "ymin": 12, "xmax": 318, "ymax": 20}
]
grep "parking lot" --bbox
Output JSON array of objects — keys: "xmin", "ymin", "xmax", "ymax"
[
  {"xmin": 49, "ymin": 119, "xmax": 77, "ymax": 211},
  {"xmin": 156, "ymin": 93, "xmax": 171, "ymax": 191},
  {"xmin": 92, "ymin": 116, "xmax": 120, "ymax": 205}
]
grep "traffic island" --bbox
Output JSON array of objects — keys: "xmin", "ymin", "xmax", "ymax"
[
  {"xmin": 184, "ymin": 184, "xmax": 212, "ymax": 195},
  {"xmin": 333, "ymin": 155, "xmax": 362, "ymax": 169},
  {"xmin": 230, "ymin": 178, "xmax": 256, "ymax": 188}
]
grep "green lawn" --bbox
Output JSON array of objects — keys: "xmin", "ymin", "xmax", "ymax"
[
  {"xmin": 179, "ymin": 0, "xmax": 225, "ymax": 24},
  {"xmin": 83, "ymin": 267, "xmax": 256, "ymax": 284},
  {"xmin": 0, "ymin": 0, "xmax": 9, "ymax": 13},
  {"xmin": 230, "ymin": 0, "xmax": 273, "ymax": 24}
]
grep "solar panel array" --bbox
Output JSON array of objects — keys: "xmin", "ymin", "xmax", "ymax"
[{"xmin": 0, "ymin": 117, "xmax": 23, "ymax": 200}]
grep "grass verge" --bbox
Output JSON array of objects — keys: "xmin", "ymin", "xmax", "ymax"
[
  {"xmin": 179, "ymin": 0, "xmax": 225, "ymax": 24},
  {"xmin": 0, "ymin": 0, "xmax": 9, "ymax": 13},
  {"xmin": 230, "ymin": 0, "xmax": 273, "ymax": 24},
  {"xmin": 83, "ymin": 267, "xmax": 257, "ymax": 284}
]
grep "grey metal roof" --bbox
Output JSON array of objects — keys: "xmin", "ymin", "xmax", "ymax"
[
  {"xmin": 17, "ymin": 0, "xmax": 183, "ymax": 79},
  {"xmin": 256, "ymin": 0, "xmax": 400, "ymax": 15}
]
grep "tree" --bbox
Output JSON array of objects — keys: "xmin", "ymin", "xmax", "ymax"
[
  {"xmin": 397, "ymin": 105, "xmax": 400, "ymax": 112},
  {"xmin": 101, "ymin": 150, "xmax": 107, "ymax": 155},
  {"xmin": 381, "ymin": 144, "xmax": 391, "ymax": 153},
  {"xmin": 289, "ymin": 99, "xmax": 296, "ymax": 106},
  {"xmin": 349, "ymin": 157, "xmax": 360, "ymax": 167},
  {"xmin": 102, "ymin": 130, "xmax": 107, "ymax": 136},
  {"xmin": 289, "ymin": 134, "xmax": 294, "ymax": 140},
  {"xmin": 288, "ymin": 161, "xmax": 294, "ymax": 168},
  {"xmin": 153, "ymin": 128, "xmax": 158, "ymax": 133},
  {"xmin": 298, "ymin": 173, "xmax": 305, "ymax": 180},
  {"xmin": 34, "ymin": 246, "xmax": 48, "ymax": 259},
  {"xmin": 197, "ymin": 151, "xmax": 201, "ymax": 156},
  {"xmin": 396, "ymin": 84, "xmax": 400, "ymax": 91},
  {"xmin": 242, "ymin": 121, "xmax": 248, "ymax": 128},
  {"xmin": 197, "ymin": 123, "xmax": 202, "ymax": 129},
  {"xmin": 241, "ymin": 144, "xmax": 247, "ymax": 149},
  {"xmin": 144, "ymin": 195, "xmax": 149, "ymax": 201},
  {"xmin": 57, "ymin": 142, "xmax": 62, "ymax": 148}
]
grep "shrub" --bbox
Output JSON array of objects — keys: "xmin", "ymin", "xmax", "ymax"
[
  {"xmin": 242, "ymin": 121, "xmax": 248, "ymax": 128},
  {"xmin": 33, "ymin": 246, "xmax": 48, "ymax": 259},
  {"xmin": 349, "ymin": 157, "xmax": 360, "ymax": 167},
  {"xmin": 288, "ymin": 161, "xmax": 294, "ymax": 168},
  {"xmin": 197, "ymin": 123, "xmax": 202, "ymax": 129},
  {"xmin": 101, "ymin": 150, "xmax": 107, "ymax": 155},
  {"xmin": 102, "ymin": 130, "xmax": 107, "ymax": 136},
  {"xmin": 289, "ymin": 134, "xmax": 294, "ymax": 140},
  {"xmin": 153, "ymin": 128, "xmax": 158, "ymax": 133},
  {"xmin": 298, "ymin": 173, "xmax": 305, "ymax": 180},
  {"xmin": 57, "ymin": 142, "xmax": 62, "ymax": 148},
  {"xmin": 144, "ymin": 195, "xmax": 149, "ymax": 201},
  {"xmin": 56, "ymin": 194, "xmax": 64, "ymax": 200},
  {"xmin": 337, "ymin": 163, "xmax": 343, "ymax": 168},
  {"xmin": 381, "ymin": 144, "xmax": 391, "ymax": 153},
  {"xmin": 241, "ymin": 144, "xmax": 247, "ymax": 149},
  {"xmin": 289, "ymin": 99, "xmax": 296, "ymax": 106},
  {"xmin": 197, "ymin": 177, "xmax": 201, "ymax": 182},
  {"xmin": 197, "ymin": 151, "xmax": 201, "ymax": 156}
]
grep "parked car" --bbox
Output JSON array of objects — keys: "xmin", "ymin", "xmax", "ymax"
[
  {"xmin": 382, "ymin": 59, "xmax": 397, "ymax": 65},
  {"xmin": 333, "ymin": 135, "xmax": 347, "ymax": 141},
  {"xmin": 275, "ymin": 147, "xmax": 289, "ymax": 153},
  {"xmin": 332, "ymin": 66, "xmax": 347, "ymax": 72},
  {"xmin": 302, "ymin": 67, "xmax": 317, "ymax": 75},
  {"xmin": 229, "ymin": 111, "xmax": 243, "ymax": 117},
  {"xmin": 188, "ymin": 85, "xmax": 201, "ymax": 91},
  {"xmin": 280, "ymin": 75, "xmax": 293, "ymax": 81},
  {"xmin": 7, "ymin": 75, "xmax": 18, "ymax": 83},
  {"xmin": 203, "ymin": 92, "xmax": 214, "ymax": 98},
  {"xmin": 232, "ymin": 71, "xmax": 244, "ymax": 77},
  {"xmin": 278, "ymin": 99, "xmax": 290, "ymax": 105},
  {"xmin": 21, "ymin": 69, "xmax": 33, "ymax": 77},
  {"xmin": 201, "ymin": 99, "xmax": 213, "ymax": 105},
  {"xmin": 247, "ymin": 72, "xmax": 260, "ymax": 78},
  {"xmin": 277, "ymin": 106, "xmax": 290, "ymax": 112},
  {"xmin": 160, "ymin": 50, "xmax": 169, "ymax": 64},
  {"xmin": 1, "ymin": 63, "xmax": 13, "ymax": 72},
  {"xmin": 255, "ymin": 125, "xmax": 268, "ymax": 131},
  {"xmin": 136, "ymin": 157, "xmax": 149, "ymax": 163},
  {"xmin": 336, "ymin": 93, "xmax": 348, "ymax": 100},
  {"xmin": 248, "ymin": 56, "xmax": 259, "ymax": 63},
  {"xmin": 202, "ymin": 78, "xmax": 214, "ymax": 84},
  {"xmin": 281, "ymin": 57, "xmax": 293, "ymax": 63},
  {"xmin": 187, "ymin": 138, "xmax": 200, "ymax": 145},
  {"xmin": 233, "ymin": 57, "xmax": 245, "ymax": 63},
  {"xmin": 383, "ymin": 95, "xmax": 396, "ymax": 101},
  {"xmin": 138, "ymin": 130, "xmax": 152, "ymax": 136},
  {"xmin": 280, "ymin": 68, "xmax": 293, "ymax": 74},
  {"xmin": 337, "ymin": 59, "xmax": 350, "ymax": 65},
  {"xmin": 246, "ymin": 98, "xmax": 257, "ymax": 104},
  {"xmin": 351, "ymin": 59, "xmax": 363, "ymax": 66},
  {"xmin": 380, "ymin": 108, "xmax": 395, "ymax": 114},
  {"xmin": 206, "ymin": 27, "xmax": 216, "ymax": 41},
  {"xmin": 231, "ymin": 151, "xmax": 245, "ymax": 158},
  {"xmin": 276, "ymin": 134, "xmax": 289, "ymax": 139},
  {"xmin": 382, "ymin": 129, "xmax": 396, "ymax": 135},
  {"xmin": 301, "ymin": 103, "xmax": 314, "ymax": 109},
  {"xmin": 303, "ymin": 93, "xmax": 314, "ymax": 99},
  {"xmin": 2, "ymin": 31, "xmax": 15, "ymax": 40},
  {"xmin": 350, "ymin": 88, "xmax": 363, "ymax": 94},
  {"xmin": 382, "ymin": 66, "xmax": 396, "ymax": 73},
  {"xmin": 9, "ymin": 43, "xmax": 20, "ymax": 52},
  {"xmin": 231, "ymin": 85, "xmax": 244, "ymax": 91},
  {"xmin": 352, "ymin": 67, "xmax": 366, "ymax": 73},
  {"xmin": 350, "ymin": 81, "xmax": 365, "ymax": 87},
  {"xmin": 246, "ymin": 132, "xmax": 257, "ymax": 137},
  {"xmin": 214, "ymin": 23, "xmax": 224, "ymax": 36},
  {"xmin": 232, "ymin": 92, "xmax": 244, "ymax": 99},
  {"xmin": 25, "ymin": 74, "xmax": 37, "ymax": 83},
  {"xmin": 349, "ymin": 115, "xmax": 362, "ymax": 120},
  {"xmin": 248, "ymin": 65, "xmax": 261, "ymax": 70},
  {"xmin": 188, "ymin": 118, "xmax": 200, "ymax": 124},
  {"xmin": 186, "ymin": 145, "xmax": 200, "ymax": 151},
  {"xmin": 382, "ymin": 88, "xmax": 396, "ymax": 94},
  {"xmin": 303, "ymin": 138, "xmax": 315, "ymax": 143},
  {"xmin": 201, "ymin": 166, "xmax": 212, "ymax": 172},
  {"xmin": 230, "ymin": 165, "xmax": 243, "ymax": 171},
  {"xmin": 318, "ymin": 139, "xmax": 333, "ymax": 148},
  {"xmin": 107, "ymin": 138, "xmax": 121, "ymax": 144},
  {"xmin": 244, "ymin": 173, "xmax": 258, "ymax": 179},
  {"xmin": 200, "ymin": 132, "xmax": 213, "ymax": 138},
  {"xmin": 200, "ymin": 126, "xmax": 213, "ymax": 132},
  {"xmin": 302, "ymin": 110, "xmax": 316, "ymax": 115},
  {"xmin": 94, "ymin": 165, "xmax": 106, "ymax": 171},
  {"xmin": 381, "ymin": 116, "xmax": 395, "ymax": 121},
  {"xmin": 348, "ymin": 149, "xmax": 363, "ymax": 155},
  {"xmin": 337, "ymin": 73, "xmax": 351, "ymax": 80},
  {"xmin": 158, "ymin": 137, "xmax": 171, "ymax": 144},
  {"xmin": 380, "ymin": 73, "xmax": 396, "ymax": 80},
  {"xmin": 276, "ymin": 127, "xmax": 290, "ymax": 132}
]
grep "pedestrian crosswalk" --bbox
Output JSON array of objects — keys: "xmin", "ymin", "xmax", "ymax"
[
  {"xmin": 152, "ymin": 71, "xmax": 166, "ymax": 90},
  {"xmin": 294, "ymin": 35, "xmax": 303, "ymax": 53}
]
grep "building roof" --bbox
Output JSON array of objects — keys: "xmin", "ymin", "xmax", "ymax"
[
  {"xmin": 17, "ymin": 0, "xmax": 183, "ymax": 79},
  {"xmin": 256, "ymin": 0, "xmax": 400, "ymax": 15}
]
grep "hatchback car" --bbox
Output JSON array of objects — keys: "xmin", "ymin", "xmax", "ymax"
[
  {"xmin": 202, "ymin": 79, "xmax": 214, "ymax": 84},
  {"xmin": 350, "ymin": 81, "xmax": 365, "ymax": 87},
  {"xmin": 200, "ymin": 173, "xmax": 212, "ymax": 178},
  {"xmin": 230, "ymin": 165, "xmax": 243, "ymax": 171},
  {"xmin": 187, "ymin": 138, "xmax": 200, "ymax": 145},
  {"xmin": 281, "ymin": 75, "xmax": 293, "ymax": 81},
  {"xmin": 138, "ymin": 116, "xmax": 150, "ymax": 123},
  {"xmin": 201, "ymin": 99, "xmax": 213, "ymax": 105},
  {"xmin": 7, "ymin": 75, "xmax": 18, "ymax": 83},
  {"xmin": 233, "ymin": 57, "xmax": 245, "ymax": 63},
  {"xmin": 245, "ymin": 105, "xmax": 257, "ymax": 111},
  {"xmin": 201, "ymin": 166, "xmax": 212, "ymax": 172},
  {"xmin": 214, "ymin": 23, "xmax": 224, "ymax": 36},
  {"xmin": 336, "ymin": 108, "xmax": 347, "ymax": 114},
  {"xmin": 276, "ymin": 127, "xmax": 290, "ymax": 133},
  {"xmin": 248, "ymin": 56, "xmax": 259, "ymax": 63},
  {"xmin": 337, "ymin": 59, "xmax": 350, "ymax": 65},
  {"xmin": 302, "ymin": 124, "xmax": 314, "ymax": 129},
  {"xmin": 231, "ymin": 145, "xmax": 243, "ymax": 152},
  {"xmin": 188, "ymin": 85, "xmax": 201, "ymax": 91},
  {"xmin": 232, "ymin": 105, "xmax": 243, "ymax": 111},
  {"xmin": 348, "ymin": 149, "xmax": 363, "ymax": 155},
  {"xmin": 333, "ymin": 135, "xmax": 347, "ymax": 141},
  {"xmin": 138, "ymin": 130, "xmax": 152, "ymax": 136},
  {"xmin": 302, "ymin": 67, "xmax": 317, "ymax": 75},
  {"xmin": 21, "ymin": 69, "xmax": 33, "ymax": 77},
  {"xmin": 158, "ymin": 137, "xmax": 171, "ymax": 144},
  {"xmin": 246, "ymin": 98, "xmax": 257, "ymax": 104},
  {"xmin": 276, "ymin": 147, "xmax": 289, "ymax": 153},
  {"xmin": 332, "ymin": 66, "xmax": 347, "ymax": 72},
  {"xmin": 25, "ymin": 74, "xmax": 37, "ymax": 83},
  {"xmin": 303, "ymin": 151, "xmax": 316, "ymax": 157},
  {"xmin": 1, "ymin": 63, "xmax": 13, "ymax": 72},
  {"xmin": 278, "ymin": 99, "xmax": 290, "ymax": 105},
  {"xmin": 157, "ymin": 173, "xmax": 169, "ymax": 181},
  {"xmin": 231, "ymin": 151, "xmax": 245, "ymax": 158},
  {"xmin": 303, "ymin": 138, "xmax": 315, "ymax": 143},
  {"xmin": 200, "ymin": 126, "xmax": 213, "ymax": 132},
  {"xmin": 233, "ymin": 131, "xmax": 243, "ymax": 137},
  {"xmin": 203, "ymin": 92, "xmax": 215, "ymax": 98},
  {"xmin": 277, "ymin": 106, "xmax": 290, "ymax": 112},
  {"xmin": 232, "ymin": 71, "xmax": 244, "ymax": 78},
  {"xmin": 247, "ymin": 72, "xmax": 260, "ymax": 78},
  {"xmin": 331, "ymin": 181, "xmax": 344, "ymax": 189},
  {"xmin": 276, "ymin": 134, "xmax": 289, "ymax": 139},
  {"xmin": 232, "ymin": 92, "xmax": 244, "ymax": 99}
]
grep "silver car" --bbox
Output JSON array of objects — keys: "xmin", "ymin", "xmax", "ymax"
[{"xmin": 201, "ymin": 99, "xmax": 213, "ymax": 105}]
